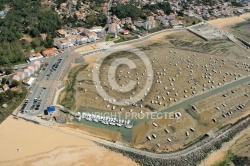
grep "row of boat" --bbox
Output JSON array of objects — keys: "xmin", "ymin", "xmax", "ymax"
[{"xmin": 75, "ymin": 112, "xmax": 133, "ymax": 129}]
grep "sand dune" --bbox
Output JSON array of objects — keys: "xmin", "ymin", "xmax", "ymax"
[{"xmin": 0, "ymin": 116, "xmax": 137, "ymax": 166}]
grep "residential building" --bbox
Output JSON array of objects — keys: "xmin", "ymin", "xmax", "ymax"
[
  {"xmin": 42, "ymin": 48, "xmax": 57, "ymax": 57},
  {"xmin": 40, "ymin": 33, "xmax": 47, "ymax": 40},
  {"xmin": 83, "ymin": 29, "xmax": 97, "ymax": 42},
  {"xmin": 27, "ymin": 66, "xmax": 35, "ymax": 75},
  {"xmin": 76, "ymin": 36, "xmax": 88, "ymax": 45},
  {"xmin": 17, "ymin": 72, "xmax": 24, "ymax": 80},
  {"xmin": 30, "ymin": 64, "xmax": 39, "ymax": 71},
  {"xmin": 143, "ymin": 16, "xmax": 156, "ymax": 30},
  {"xmin": 166, "ymin": 14, "xmax": 176, "ymax": 20},
  {"xmin": 2, "ymin": 84, "xmax": 9, "ymax": 91},
  {"xmin": 34, "ymin": 61, "xmax": 41, "ymax": 68},
  {"xmin": 12, "ymin": 75, "xmax": 22, "ymax": 81},
  {"xmin": 23, "ymin": 69, "xmax": 30, "ymax": 78},
  {"xmin": 54, "ymin": 39, "xmax": 70, "ymax": 49},
  {"xmin": 161, "ymin": 19, "xmax": 170, "ymax": 27},
  {"xmin": 108, "ymin": 23, "xmax": 120, "ymax": 34},
  {"xmin": 66, "ymin": 35, "xmax": 77, "ymax": 46},
  {"xmin": 29, "ymin": 52, "xmax": 44, "ymax": 62},
  {"xmin": 169, "ymin": 20, "xmax": 184, "ymax": 28},
  {"xmin": 23, "ymin": 77, "xmax": 36, "ymax": 86},
  {"xmin": 56, "ymin": 29, "xmax": 67, "ymax": 37}
]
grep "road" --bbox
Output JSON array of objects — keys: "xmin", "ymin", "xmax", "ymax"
[
  {"xmin": 23, "ymin": 51, "xmax": 71, "ymax": 116},
  {"xmin": 107, "ymin": 0, "xmax": 113, "ymax": 24}
]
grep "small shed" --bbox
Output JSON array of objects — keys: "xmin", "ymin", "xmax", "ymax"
[{"xmin": 47, "ymin": 106, "xmax": 56, "ymax": 114}]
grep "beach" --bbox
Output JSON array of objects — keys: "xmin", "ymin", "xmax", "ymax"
[
  {"xmin": 208, "ymin": 13, "xmax": 250, "ymax": 28},
  {"xmin": 0, "ymin": 116, "xmax": 138, "ymax": 166}
]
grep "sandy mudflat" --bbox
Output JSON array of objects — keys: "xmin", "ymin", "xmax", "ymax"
[
  {"xmin": 0, "ymin": 116, "xmax": 137, "ymax": 166},
  {"xmin": 208, "ymin": 13, "xmax": 250, "ymax": 28}
]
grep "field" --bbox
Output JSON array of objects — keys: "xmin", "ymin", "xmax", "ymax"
[{"xmin": 61, "ymin": 30, "xmax": 250, "ymax": 152}]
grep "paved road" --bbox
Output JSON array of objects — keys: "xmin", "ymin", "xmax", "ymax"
[{"xmin": 23, "ymin": 51, "xmax": 71, "ymax": 116}]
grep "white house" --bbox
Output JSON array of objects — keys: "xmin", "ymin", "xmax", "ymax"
[
  {"xmin": 136, "ymin": 16, "xmax": 156, "ymax": 30},
  {"xmin": 23, "ymin": 77, "xmax": 36, "ymax": 86},
  {"xmin": 66, "ymin": 35, "xmax": 77, "ymax": 46},
  {"xmin": 17, "ymin": 72, "xmax": 24, "ymax": 80},
  {"xmin": 29, "ymin": 53, "xmax": 44, "ymax": 62},
  {"xmin": 12, "ymin": 74, "xmax": 22, "ymax": 81},
  {"xmin": 83, "ymin": 29, "xmax": 97, "ymax": 42},
  {"xmin": 169, "ymin": 20, "xmax": 184, "ymax": 28},
  {"xmin": 27, "ymin": 66, "xmax": 35, "ymax": 75},
  {"xmin": 166, "ymin": 14, "xmax": 176, "ymax": 20},
  {"xmin": 30, "ymin": 64, "xmax": 39, "ymax": 72},
  {"xmin": 76, "ymin": 36, "xmax": 88, "ymax": 45},
  {"xmin": 34, "ymin": 61, "xmax": 41, "ymax": 68},
  {"xmin": 54, "ymin": 38, "xmax": 70, "ymax": 49},
  {"xmin": 23, "ymin": 69, "xmax": 30, "ymax": 78}
]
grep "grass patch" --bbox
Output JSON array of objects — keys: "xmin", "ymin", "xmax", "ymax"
[
  {"xmin": 217, "ymin": 124, "xmax": 223, "ymax": 130},
  {"xmin": 114, "ymin": 33, "xmax": 138, "ymax": 43},
  {"xmin": 114, "ymin": 37, "xmax": 125, "ymax": 43},
  {"xmin": 60, "ymin": 64, "xmax": 88, "ymax": 110},
  {"xmin": 106, "ymin": 34, "xmax": 115, "ymax": 41}
]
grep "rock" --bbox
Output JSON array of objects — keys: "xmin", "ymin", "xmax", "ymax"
[{"xmin": 2, "ymin": 103, "xmax": 7, "ymax": 108}]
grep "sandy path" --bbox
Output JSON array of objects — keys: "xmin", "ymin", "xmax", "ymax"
[
  {"xmin": 74, "ymin": 44, "xmax": 100, "ymax": 53},
  {"xmin": 208, "ymin": 13, "xmax": 250, "ymax": 28},
  {"xmin": 0, "ymin": 116, "xmax": 137, "ymax": 166},
  {"xmin": 146, "ymin": 31, "xmax": 176, "ymax": 41}
]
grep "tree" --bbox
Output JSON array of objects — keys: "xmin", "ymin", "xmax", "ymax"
[
  {"xmin": 1, "ymin": 78, "xmax": 6, "ymax": 84},
  {"xmin": 11, "ymin": 80, "xmax": 20, "ymax": 87},
  {"xmin": 177, "ymin": 10, "xmax": 184, "ymax": 17},
  {"xmin": 0, "ymin": 4, "xmax": 4, "ymax": 10},
  {"xmin": 142, "ymin": 2, "xmax": 172, "ymax": 15},
  {"xmin": 111, "ymin": 4, "xmax": 143, "ymax": 20},
  {"xmin": 30, "ymin": 28, "xmax": 40, "ymax": 38},
  {"xmin": 0, "ymin": 0, "xmax": 62, "ymax": 67},
  {"xmin": 5, "ymin": 68, "xmax": 12, "ymax": 75}
]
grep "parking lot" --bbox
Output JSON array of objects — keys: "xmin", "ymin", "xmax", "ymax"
[{"xmin": 19, "ymin": 52, "xmax": 70, "ymax": 116}]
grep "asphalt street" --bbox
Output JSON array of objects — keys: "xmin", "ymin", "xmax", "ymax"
[{"xmin": 23, "ymin": 51, "xmax": 71, "ymax": 116}]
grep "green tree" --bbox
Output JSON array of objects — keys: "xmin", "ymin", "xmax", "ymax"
[
  {"xmin": 11, "ymin": 80, "xmax": 20, "ymax": 87},
  {"xmin": 1, "ymin": 78, "xmax": 6, "ymax": 84},
  {"xmin": 111, "ymin": 4, "xmax": 143, "ymax": 20},
  {"xmin": 5, "ymin": 68, "xmax": 12, "ymax": 75}
]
